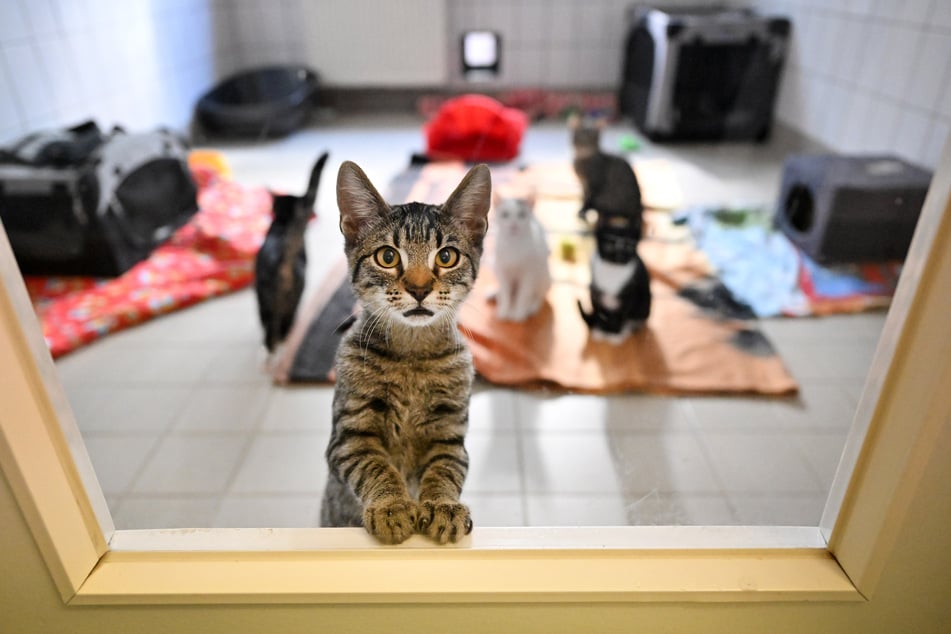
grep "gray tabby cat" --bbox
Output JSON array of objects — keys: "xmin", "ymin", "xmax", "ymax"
[{"xmin": 320, "ymin": 161, "xmax": 491, "ymax": 544}]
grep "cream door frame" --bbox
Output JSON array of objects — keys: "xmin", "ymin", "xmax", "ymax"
[{"xmin": 1, "ymin": 142, "xmax": 948, "ymax": 606}]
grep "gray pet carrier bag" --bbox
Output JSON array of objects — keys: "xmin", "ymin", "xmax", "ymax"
[{"xmin": 0, "ymin": 123, "xmax": 198, "ymax": 276}]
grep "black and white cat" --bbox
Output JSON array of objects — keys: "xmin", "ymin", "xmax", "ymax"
[{"xmin": 578, "ymin": 212, "xmax": 651, "ymax": 343}]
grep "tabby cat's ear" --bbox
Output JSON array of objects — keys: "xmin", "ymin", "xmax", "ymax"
[
  {"xmin": 443, "ymin": 164, "xmax": 491, "ymax": 240},
  {"xmin": 336, "ymin": 161, "xmax": 390, "ymax": 244}
]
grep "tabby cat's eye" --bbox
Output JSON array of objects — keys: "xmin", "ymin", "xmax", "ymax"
[
  {"xmin": 374, "ymin": 246, "xmax": 400, "ymax": 268},
  {"xmin": 436, "ymin": 247, "xmax": 460, "ymax": 268}
]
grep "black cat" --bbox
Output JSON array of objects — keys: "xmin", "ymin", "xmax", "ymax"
[
  {"xmin": 570, "ymin": 115, "xmax": 643, "ymax": 242},
  {"xmin": 578, "ymin": 211, "xmax": 651, "ymax": 342},
  {"xmin": 255, "ymin": 151, "xmax": 329, "ymax": 353}
]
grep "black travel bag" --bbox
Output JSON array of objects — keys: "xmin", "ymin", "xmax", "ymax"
[{"xmin": 0, "ymin": 121, "xmax": 198, "ymax": 276}]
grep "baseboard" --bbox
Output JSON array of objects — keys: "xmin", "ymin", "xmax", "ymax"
[{"xmin": 318, "ymin": 86, "xmax": 619, "ymax": 115}]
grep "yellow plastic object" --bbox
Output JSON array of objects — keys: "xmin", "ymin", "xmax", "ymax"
[
  {"xmin": 559, "ymin": 237, "xmax": 577, "ymax": 262},
  {"xmin": 187, "ymin": 150, "xmax": 232, "ymax": 186}
]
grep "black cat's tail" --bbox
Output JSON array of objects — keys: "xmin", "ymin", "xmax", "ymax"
[
  {"xmin": 302, "ymin": 151, "xmax": 330, "ymax": 209},
  {"xmin": 577, "ymin": 299, "xmax": 595, "ymax": 327}
]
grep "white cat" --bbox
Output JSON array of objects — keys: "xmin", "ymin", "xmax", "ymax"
[{"xmin": 488, "ymin": 195, "xmax": 551, "ymax": 321}]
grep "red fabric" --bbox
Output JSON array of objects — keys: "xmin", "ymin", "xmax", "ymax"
[
  {"xmin": 417, "ymin": 90, "xmax": 618, "ymax": 121},
  {"xmin": 424, "ymin": 94, "xmax": 529, "ymax": 162},
  {"xmin": 25, "ymin": 175, "xmax": 273, "ymax": 358}
]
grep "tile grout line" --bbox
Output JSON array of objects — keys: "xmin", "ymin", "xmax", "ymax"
[
  {"xmin": 680, "ymin": 399, "xmax": 742, "ymax": 524},
  {"xmin": 112, "ymin": 379, "xmax": 207, "ymax": 525},
  {"xmin": 508, "ymin": 393, "xmax": 533, "ymax": 527}
]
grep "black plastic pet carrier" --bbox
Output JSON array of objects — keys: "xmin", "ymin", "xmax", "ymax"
[{"xmin": 619, "ymin": 6, "xmax": 790, "ymax": 142}]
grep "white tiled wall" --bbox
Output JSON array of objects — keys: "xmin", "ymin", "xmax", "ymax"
[
  {"xmin": 444, "ymin": 0, "xmax": 950, "ymax": 168},
  {"xmin": 748, "ymin": 0, "xmax": 951, "ymax": 168},
  {"xmin": 226, "ymin": 0, "xmax": 449, "ymax": 86},
  {"xmin": 0, "ymin": 0, "xmax": 238, "ymax": 144},
  {"xmin": 445, "ymin": 0, "xmax": 948, "ymax": 168},
  {"xmin": 446, "ymin": 0, "xmax": 697, "ymax": 88},
  {"xmin": 2, "ymin": 0, "xmax": 948, "ymax": 170},
  {"xmin": 222, "ymin": 0, "xmax": 688, "ymax": 90},
  {"xmin": 228, "ymin": 0, "xmax": 306, "ymax": 70},
  {"xmin": 446, "ymin": 0, "xmax": 629, "ymax": 88}
]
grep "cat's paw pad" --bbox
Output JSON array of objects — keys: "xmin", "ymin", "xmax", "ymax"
[
  {"xmin": 417, "ymin": 500, "xmax": 472, "ymax": 544},
  {"xmin": 363, "ymin": 498, "xmax": 418, "ymax": 545}
]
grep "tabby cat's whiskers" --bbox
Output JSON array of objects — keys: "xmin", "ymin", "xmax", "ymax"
[{"xmin": 359, "ymin": 305, "xmax": 390, "ymax": 363}]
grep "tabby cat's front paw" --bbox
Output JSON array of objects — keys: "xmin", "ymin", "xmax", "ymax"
[
  {"xmin": 363, "ymin": 498, "xmax": 418, "ymax": 545},
  {"xmin": 417, "ymin": 500, "xmax": 473, "ymax": 544}
]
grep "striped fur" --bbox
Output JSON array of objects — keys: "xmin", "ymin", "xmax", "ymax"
[{"xmin": 320, "ymin": 161, "xmax": 491, "ymax": 544}]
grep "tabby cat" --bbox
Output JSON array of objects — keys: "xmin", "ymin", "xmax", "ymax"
[{"xmin": 320, "ymin": 161, "xmax": 491, "ymax": 544}]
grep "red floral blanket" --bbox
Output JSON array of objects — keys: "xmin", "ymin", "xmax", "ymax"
[{"xmin": 25, "ymin": 175, "xmax": 272, "ymax": 358}]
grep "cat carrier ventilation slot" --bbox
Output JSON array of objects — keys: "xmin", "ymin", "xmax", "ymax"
[{"xmin": 784, "ymin": 185, "xmax": 814, "ymax": 233}]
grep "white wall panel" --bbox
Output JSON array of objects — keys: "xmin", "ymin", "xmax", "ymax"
[
  {"xmin": 295, "ymin": 0, "xmax": 448, "ymax": 86},
  {"xmin": 747, "ymin": 0, "xmax": 951, "ymax": 168}
]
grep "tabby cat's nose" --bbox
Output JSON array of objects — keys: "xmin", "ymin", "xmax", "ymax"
[
  {"xmin": 404, "ymin": 282, "xmax": 433, "ymax": 302},
  {"xmin": 403, "ymin": 267, "xmax": 434, "ymax": 302}
]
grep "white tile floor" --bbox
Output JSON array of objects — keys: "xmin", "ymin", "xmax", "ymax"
[{"xmin": 53, "ymin": 114, "xmax": 887, "ymax": 530}]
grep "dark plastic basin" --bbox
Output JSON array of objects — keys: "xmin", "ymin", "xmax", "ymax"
[{"xmin": 194, "ymin": 66, "xmax": 320, "ymax": 139}]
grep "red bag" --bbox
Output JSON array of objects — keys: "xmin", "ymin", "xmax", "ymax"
[{"xmin": 424, "ymin": 94, "xmax": 529, "ymax": 162}]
